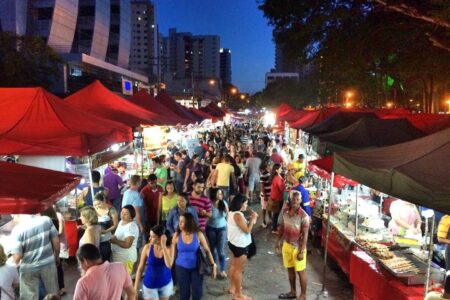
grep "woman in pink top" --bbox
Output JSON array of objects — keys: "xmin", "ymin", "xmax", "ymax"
[
  {"xmin": 269, "ymin": 163, "xmax": 285, "ymax": 234},
  {"xmin": 388, "ymin": 199, "xmax": 421, "ymax": 236}
]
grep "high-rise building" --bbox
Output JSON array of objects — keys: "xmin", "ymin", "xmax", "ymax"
[
  {"xmin": 162, "ymin": 28, "xmax": 219, "ymax": 80},
  {"xmin": 0, "ymin": 0, "xmax": 147, "ymax": 95},
  {"xmin": 129, "ymin": 0, "xmax": 158, "ymax": 82},
  {"xmin": 275, "ymin": 43, "xmax": 299, "ymax": 73},
  {"xmin": 220, "ymin": 48, "xmax": 232, "ymax": 85}
]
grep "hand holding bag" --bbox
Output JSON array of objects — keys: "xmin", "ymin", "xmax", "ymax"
[{"xmin": 197, "ymin": 246, "xmax": 213, "ymax": 275}]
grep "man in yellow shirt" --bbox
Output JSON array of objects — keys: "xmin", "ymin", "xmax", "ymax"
[
  {"xmin": 213, "ymin": 155, "xmax": 235, "ymax": 202},
  {"xmin": 293, "ymin": 154, "xmax": 305, "ymax": 180},
  {"xmin": 438, "ymin": 215, "xmax": 450, "ymax": 271}
]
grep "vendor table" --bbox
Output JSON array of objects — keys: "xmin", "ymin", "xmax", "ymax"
[
  {"xmin": 350, "ymin": 251, "xmax": 424, "ymax": 300},
  {"xmin": 322, "ymin": 218, "xmax": 355, "ymax": 274}
]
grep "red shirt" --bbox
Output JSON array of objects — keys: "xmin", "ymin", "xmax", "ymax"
[
  {"xmin": 281, "ymin": 207, "xmax": 310, "ymax": 248},
  {"xmin": 140, "ymin": 185, "xmax": 163, "ymax": 225},
  {"xmin": 271, "ymin": 153, "xmax": 284, "ymax": 164},
  {"xmin": 270, "ymin": 175, "xmax": 285, "ymax": 201}
]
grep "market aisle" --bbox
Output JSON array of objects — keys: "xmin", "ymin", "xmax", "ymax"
[{"xmin": 61, "ymin": 204, "xmax": 352, "ymax": 300}]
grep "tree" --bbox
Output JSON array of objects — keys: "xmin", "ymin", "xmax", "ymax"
[
  {"xmin": 250, "ymin": 77, "xmax": 320, "ymax": 109},
  {"xmin": 0, "ymin": 32, "xmax": 62, "ymax": 89},
  {"xmin": 258, "ymin": 0, "xmax": 450, "ymax": 112}
]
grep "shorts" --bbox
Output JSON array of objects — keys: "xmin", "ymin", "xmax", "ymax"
[
  {"xmin": 260, "ymin": 194, "xmax": 268, "ymax": 210},
  {"xmin": 282, "ymin": 241, "xmax": 307, "ymax": 272},
  {"xmin": 143, "ymin": 280, "xmax": 173, "ymax": 299},
  {"xmin": 123, "ymin": 260, "xmax": 135, "ymax": 275},
  {"xmin": 228, "ymin": 242, "xmax": 248, "ymax": 258},
  {"xmin": 247, "ymin": 173, "xmax": 259, "ymax": 192}
]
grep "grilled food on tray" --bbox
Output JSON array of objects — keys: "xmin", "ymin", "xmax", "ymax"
[{"xmin": 380, "ymin": 257, "xmax": 420, "ymax": 274}]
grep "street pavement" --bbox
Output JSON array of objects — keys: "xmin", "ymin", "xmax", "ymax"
[{"xmin": 61, "ymin": 204, "xmax": 352, "ymax": 300}]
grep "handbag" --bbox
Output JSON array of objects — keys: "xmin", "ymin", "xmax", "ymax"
[{"xmin": 197, "ymin": 246, "xmax": 213, "ymax": 275}]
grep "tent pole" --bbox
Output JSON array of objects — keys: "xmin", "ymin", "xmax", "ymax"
[
  {"xmin": 424, "ymin": 214, "xmax": 435, "ymax": 297},
  {"xmin": 87, "ymin": 155, "xmax": 95, "ymax": 202},
  {"xmin": 141, "ymin": 139, "xmax": 144, "ymax": 178},
  {"xmin": 355, "ymin": 184, "xmax": 359, "ymax": 237},
  {"xmin": 322, "ymin": 171, "xmax": 335, "ymax": 294}
]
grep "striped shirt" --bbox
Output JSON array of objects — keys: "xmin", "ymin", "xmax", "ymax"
[
  {"xmin": 281, "ymin": 207, "xmax": 310, "ymax": 248},
  {"xmin": 437, "ymin": 215, "xmax": 450, "ymax": 240},
  {"xmin": 189, "ymin": 194, "xmax": 212, "ymax": 231},
  {"xmin": 260, "ymin": 170, "xmax": 271, "ymax": 197},
  {"xmin": 11, "ymin": 215, "xmax": 59, "ymax": 273}
]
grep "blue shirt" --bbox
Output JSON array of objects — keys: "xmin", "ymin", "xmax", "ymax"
[
  {"xmin": 122, "ymin": 189, "xmax": 144, "ymax": 223},
  {"xmin": 143, "ymin": 245, "xmax": 172, "ymax": 289},
  {"xmin": 167, "ymin": 207, "xmax": 199, "ymax": 235},
  {"xmin": 291, "ymin": 184, "xmax": 311, "ymax": 216},
  {"xmin": 176, "ymin": 232, "xmax": 199, "ymax": 269},
  {"xmin": 207, "ymin": 206, "xmax": 227, "ymax": 229}
]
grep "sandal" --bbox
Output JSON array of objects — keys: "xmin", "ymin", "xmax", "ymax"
[{"xmin": 278, "ymin": 292, "xmax": 296, "ymax": 299}]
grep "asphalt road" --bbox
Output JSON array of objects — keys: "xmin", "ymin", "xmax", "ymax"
[{"xmin": 61, "ymin": 203, "xmax": 352, "ymax": 300}]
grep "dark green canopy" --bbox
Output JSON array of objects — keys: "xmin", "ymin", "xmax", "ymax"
[{"xmin": 333, "ymin": 128, "xmax": 450, "ymax": 214}]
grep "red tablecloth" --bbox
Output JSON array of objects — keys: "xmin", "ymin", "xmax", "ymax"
[
  {"xmin": 350, "ymin": 251, "xmax": 424, "ymax": 300},
  {"xmin": 322, "ymin": 219, "xmax": 354, "ymax": 274}
]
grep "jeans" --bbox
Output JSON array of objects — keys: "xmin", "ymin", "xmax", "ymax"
[
  {"xmin": 446, "ymin": 244, "xmax": 450, "ymax": 271},
  {"xmin": 175, "ymin": 265, "xmax": 203, "ymax": 300},
  {"xmin": 176, "ymin": 180, "xmax": 184, "ymax": 194},
  {"xmin": 111, "ymin": 198, "xmax": 121, "ymax": 217},
  {"xmin": 20, "ymin": 263, "xmax": 58, "ymax": 300},
  {"xmin": 57, "ymin": 263, "xmax": 65, "ymax": 289},
  {"xmin": 206, "ymin": 226, "xmax": 227, "ymax": 272},
  {"xmin": 100, "ymin": 241, "xmax": 112, "ymax": 262}
]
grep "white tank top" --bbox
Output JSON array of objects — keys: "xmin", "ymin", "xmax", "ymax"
[{"xmin": 227, "ymin": 211, "xmax": 251, "ymax": 248}]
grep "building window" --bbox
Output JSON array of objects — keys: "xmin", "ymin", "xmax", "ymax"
[
  {"xmin": 79, "ymin": 6, "xmax": 95, "ymax": 17},
  {"xmin": 111, "ymin": 5, "xmax": 120, "ymax": 14},
  {"xmin": 36, "ymin": 7, "xmax": 53, "ymax": 20}
]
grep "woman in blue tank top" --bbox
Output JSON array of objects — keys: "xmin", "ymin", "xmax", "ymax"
[
  {"xmin": 135, "ymin": 225, "xmax": 174, "ymax": 300},
  {"xmin": 173, "ymin": 212, "xmax": 217, "ymax": 300}
]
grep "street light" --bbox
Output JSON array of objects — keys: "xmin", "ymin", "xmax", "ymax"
[
  {"xmin": 209, "ymin": 79, "xmax": 216, "ymax": 86},
  {"xmin": 344, "ymin": 90, "xmax": 354, "ymax": 108},
  {"xmin": 231, "ymin": 87, "xmax": 238, "ymax": 95},
  {"xmin": 446, "ymin": 100, "xmax": 450, "ymax": 114},
  {"xmin": 386, "ymin": 102, "xmax": 393, "ymax": 109},
  {"xmin": 240, "ymin": 94, "xmax": 246, "ymax": 100}
]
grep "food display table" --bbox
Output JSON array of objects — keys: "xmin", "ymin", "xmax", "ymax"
[
  {"xmin": 350, "ymin": 251, "xmax": 424, "ymax": 300},
  {"xmin": 322, "ymin": 218, "xmax": 355, "ymax": 274}
]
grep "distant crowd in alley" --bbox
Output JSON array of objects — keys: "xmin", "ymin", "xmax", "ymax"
[{"xmin": 1, "ymin": 123, "xmax": 315, "ymax": 300}]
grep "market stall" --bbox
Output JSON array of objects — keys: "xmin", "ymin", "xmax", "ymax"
[{"xmin": 328, "ymin": 128, "xmax": 450, "ymax": 298}]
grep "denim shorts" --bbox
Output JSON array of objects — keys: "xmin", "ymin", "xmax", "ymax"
[{"xmin": 143, "ymin": 280, "xmax": 173, "ymax": 299}]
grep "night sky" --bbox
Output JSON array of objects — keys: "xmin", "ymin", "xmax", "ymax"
[{"xmin": 154, "ymin": 0, "xmax": 274, "ymax": 94}]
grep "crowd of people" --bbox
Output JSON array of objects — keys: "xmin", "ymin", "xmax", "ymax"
[{"xmin": 1, "ymin": 124, "xmax": 314, "ymax": 300}]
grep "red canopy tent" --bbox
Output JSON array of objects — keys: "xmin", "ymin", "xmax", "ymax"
[
  {"xmin": 381, "ymin": 113, "xmax": 450, "ymax": 134},
  {"xmin": 200, "ymin": 102, "xmax": 226, "ymax": 118},
  {"xmin": 189, "ymin": 108, "xmax": 217, "ymax": 122},
  {"xmin": 289, "ymin": 108, "xmax": 340, "ymax": 129},
  {"xmin": 278, "ymin": 109, "xmax": 309, "ymax": 123},
  {"xmin": 0, "ymin": 161, "xmax": 81, "ymax": 214},
  {"xmin": 275, "ymin": 103, "xmax": 295, "ymax": 118},
  {"xmin": 308, "ymin": 156, "xmax": 358, "ymax": 188},
  {"xmin": 129, "ymin": 90, "xmax": 187, "ymax": 125},
  {"xmin": 0, "ymin": 87, "xmax": 132, "ymax": 156},
  {"xmin": 65, "ymin": 80, "xmax": 166, "ymax": 127},
  {"xmin": 155, "ymin": 91, "xmax": 200, "ymax": 123}
]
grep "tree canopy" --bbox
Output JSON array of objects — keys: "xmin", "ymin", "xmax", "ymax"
[
  {"xmin": 0, "ymin": 32, "xmax": 62, "ymax": 89},
  {"xmin": 259, "ymin": 0, "xmax": 450, "ymax": 112}
]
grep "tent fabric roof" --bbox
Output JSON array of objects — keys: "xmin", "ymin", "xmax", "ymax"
[
  {"xmin": 65, "ymin": 80, "xmax": 165, "ymax": 127},
  {"xmin": 201, "ymin": 102, "xmax": 226, "ymax": 118},
  {"xmin": 155, "ymin": 91, "xmax": 200, "ymax": 123},
  {"xmin": 129, "ymin": 91, "xmax": 186, "ymax": 125},
  {"xmin": 0, "ymin": 162, "xmax": 81, "ymax": 214},
  {"xmin": 0, "ymin": 87, "xmax": 132, "ymax": 156},
  {"xmin": 189, "ymin": 108, "xmax": 217, "ymax": 122},
  {"xmin": 382, "ymin": 113, "xmax": 450, "ymax": 134},
  {"xmin": 308, "ymin": 156, "xmax": 358, "ymax": 188},
  {"xmin": 333, "ymin": 127, "xmax": 450, "ymax": 214},
  {"xmin": 275, "ymin": 103, "xmax": 295, "ymax": 118},
  {"xmin": 278, "ymin": 110, "xmax": 309, "ymax": 123},
  {"xmin": 317, "ymin": 118, "xmax": 426, "ymax": 149},
  {"xmin": 289, "ymin": 108, "xmax": 340, "ymax": 129},
  {"xmin": 304, "ymin": 111, "xmax": 378, "ymax": 135}
]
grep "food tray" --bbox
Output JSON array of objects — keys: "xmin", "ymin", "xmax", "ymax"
[{"xmin": 378, "ymin": 251, "xmax": 444, "ymax": 285}]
